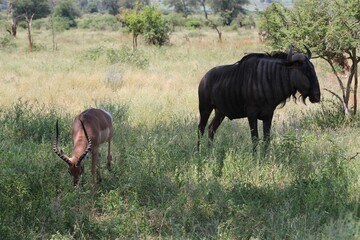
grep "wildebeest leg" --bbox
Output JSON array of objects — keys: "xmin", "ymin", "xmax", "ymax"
[
  {"xmin": 262, "ymin": 115, "xmax": 273, "ymax": 152},
  {"xmin": 247, "ymin": 116, "xmax": 259, "ymax": 152},
  {"xmin": 198, "ymin": 107, "xmax": 212, "ymax": 150},
  {"xmin": 208, "ymin": 110, "xmax": 225, "ymax": 143}
]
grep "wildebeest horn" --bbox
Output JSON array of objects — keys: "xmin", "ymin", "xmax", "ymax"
[
  {"xmin": 287, "ymin": 44, "xmax": 293, "ymax": 62},
  {"xmin": 288, "ymin": 44, "xmax": 306, "ymax": 62},
  {"xmin": 291, "ymin": 53, "xmax": 306, "ymax": 62},
  {"xmin": 304, "ymin": 45, "xmax": 312, "ymax": 59}
]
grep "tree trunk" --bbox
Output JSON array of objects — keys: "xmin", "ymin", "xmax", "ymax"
[
  {"xmin": 133, "ymin": 34, "xmax": 138, "ymax": 49},
  {"xmin": 25, "ymin": 14, "xmax": 34, "ymax": 52},
  {"xmin": 10, "ymin": 17, "xmax": 17, "ymax": 36},
  {"xmin": 201, "ymin": 0, "xmax": 208, "ymax": 19},
  {"xmin": 352, "ymin": 48, "xmax": 358, "ymax": 115},
  {"xmin": 8, "ymin": 2, "xmax": 17, "ymax": 36}
]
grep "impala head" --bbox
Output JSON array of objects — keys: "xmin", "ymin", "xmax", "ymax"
[
  {"xmin": 287, "ymin": 44, "xmax": 321, "ymax": 103},
  {"xmin": 53, "ymin": 119, "xmax": 91, "ymax": 186}
]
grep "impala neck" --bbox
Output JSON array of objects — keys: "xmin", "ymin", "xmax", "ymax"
[{"xmin": 70, "ymin": 137, "xmax": 90, "ymax": 163}]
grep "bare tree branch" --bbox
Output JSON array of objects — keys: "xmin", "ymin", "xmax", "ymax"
[{"xmin": 323, "ymin": 88, "xmax": 350, "ymax": 116}]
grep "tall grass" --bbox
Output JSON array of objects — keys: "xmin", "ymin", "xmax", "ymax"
[
  {"xmin": 0, "ymin": 27, "xmax": 359, "ymax": 239},
  {"xmin": 0, "ymin": 101, "xmax": 359, "ymax": 239}
]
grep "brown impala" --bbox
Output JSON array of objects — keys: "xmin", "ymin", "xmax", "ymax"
[{"xmin": 53, "ymin": 108, "xmax": 114, "ymax": 187}]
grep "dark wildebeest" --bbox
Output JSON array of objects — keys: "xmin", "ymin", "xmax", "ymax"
[{"xmin": 197, "ymin": 45, "xmax": 321, "ymax": 151}]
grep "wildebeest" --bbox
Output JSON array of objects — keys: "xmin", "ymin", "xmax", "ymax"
[{"xmin": 197, "ymin": 45, "xmax": 321, "ymax": 151}]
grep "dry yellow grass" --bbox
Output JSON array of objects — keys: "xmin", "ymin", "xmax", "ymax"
[{"xmin": 0, "ymin": 27, "xmax": 355, "ymax": 127}]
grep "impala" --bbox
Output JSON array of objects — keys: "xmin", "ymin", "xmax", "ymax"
[{"xmin": 53, "ymin": 108, "xmax": 114, "ymax": 187}]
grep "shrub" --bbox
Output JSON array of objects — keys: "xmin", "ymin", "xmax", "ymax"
[
  {"xmin": 123, "ymin": 4, "xmax": 171, "ymax": 47},
  {"xmin": 142, "ymin": 6, "xmax": 171, "ymax": 46},
  {"xmin": 164, "ymin": 13, "xmax": 186, "ymax": 30},
  {"xmin": 53, "ymin": 0, "xmax": 81, "ymax": 28},
  {"xmin": 0, "ymin": 35, "xmax": 17, "ymax": 49},
  {"xmin": 82, "ymin": 45, "xmax": 149, "ymax": 68},
  {"xmin": 32, "ymin": 18, "xmax": 49, "ymax": 30},
  {"xmin": 301, "ymin": 99, "xmax": 347, "ymax": 129},
  {"xmin": 185, "ymin": 19, "xmax": 203, "ymax": 29},
  {"xmin": 0, "ymin": 100, "xmax": 61, "ymax": 143},
  {"xmin": 52, "ymin": 16, "xmax": 75, "ymax": 31},
  {"xmin": 77, "ymin": 14, "xmax": 121, "ymax": 31}
]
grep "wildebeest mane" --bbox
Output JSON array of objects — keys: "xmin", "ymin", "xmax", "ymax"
[
  {"xmin": 233, "ymin": 51, "xmax": 299, "ymax": 107},
  {"xmin": 235, "ymin": 51, "xmax": 289, "ymax": 64}
]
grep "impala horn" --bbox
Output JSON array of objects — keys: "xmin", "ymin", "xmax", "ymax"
[{"xmin": 53, "ymin": 120, "xmax": 72, "ymax": 166}]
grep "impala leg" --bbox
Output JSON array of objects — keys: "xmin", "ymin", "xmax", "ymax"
[
  {"xmin": 248, "ymin": 116, "xmax": 259, "ymax": 153},
  {"xmin": 107, "ymin": 140, "xmax": 112, "ymax": 171},
  {"xmin": 91, "ymin": 148, "xmax": 101, "ymax": 186}
]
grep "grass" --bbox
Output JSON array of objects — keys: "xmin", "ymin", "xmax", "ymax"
[{"xmin": 0, "ymin": 26, "xmax": 359, "ymax": 239}]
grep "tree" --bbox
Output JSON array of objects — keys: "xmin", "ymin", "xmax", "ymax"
[
  {"xmin": 102, "ymin": 0, "xmax": 119, "ymax": 15},
  {"xmin": 119, "ymin": 0, "xmax": 149, "ymax": 10},
  {"xmin": 207, "ymin": 0, "xmax": 249, "ymax": 25},
  {"xmin": 260, "ymin": 0, "xmax": 360, "ymax": 116},
  {"xmin": 8, "ymin": 0, "xmax": 50, "ymax": 36},
  {"xmin": 163, "ymin": 0, "xmax": 198, "ymax": 17},
  {"xmin": 123, "ymin": 4, "xmax": 170, "ymax": 49},
  {"xmin": 103, "ymin": 0, "xmax": 150, "ymax": 15},
  {"xmin": 53, "ymin": 0, "xmax": 81, "ymax": 28},
  {"xmin": 142, "ymin": 5, "xmax": 170, "ymax": 46},
  {"xmin": 123, "ymin": 5, "xmax": 144, "ymax": 49}
]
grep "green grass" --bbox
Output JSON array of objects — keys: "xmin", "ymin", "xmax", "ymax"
[
  {"xmin": 0, "ymin": 100, "xmax": 359, "ymax": 239},
  {"xmin": 0, "ymin": 26, "xmax": 359, "ymax": 239}
]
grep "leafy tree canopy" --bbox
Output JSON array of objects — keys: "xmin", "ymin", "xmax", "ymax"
[
  {"xmin": 163, "ymin": 0, "xmax": 199, "ymax": 16},
  {"xmin": 208, "ymin": 0, "xmax": 249, "ymax": 25},
  {"xmin": 259, "ymin": 0, "xmax": 360, "ymax": 114},
  {"xmin": 123, "ymin": 4, "xmax": 170, "ymax": 48},
  {"xmin": 10, "ymin": 0, "xmax": 50, "ymax": 19},
  {"xmin": 53, "ymin": 0, "xmax": 81, "ymax": 28}
]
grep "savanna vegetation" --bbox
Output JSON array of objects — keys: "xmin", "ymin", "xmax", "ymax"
[{"xmin": 0, "ymin": 0, "xmax": 359, "ymax": 239}]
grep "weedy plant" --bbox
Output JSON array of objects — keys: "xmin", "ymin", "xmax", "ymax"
[
  {"xmin": 0, "ymin": 101, "xmax": 359, "ymax": 239},
  {"xmin": 0, "ymin": 25, "xmax": 359, "ymax": 239}
]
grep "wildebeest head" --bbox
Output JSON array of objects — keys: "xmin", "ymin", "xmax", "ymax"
[{"xmin": 287, "ymin": 45, "xmax": 321, "ymax": 103}]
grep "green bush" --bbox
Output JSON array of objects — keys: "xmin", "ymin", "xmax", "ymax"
[
  {"xmin": 82, "ymin": 45, "xmax": 149, "ymax": 68},
  {"xmin": 0, "ymin": 100, "xmax": 358, "ymax": 239},
  {"xmin": 123, "ymin": 5, "xmax": 171, "ymax": 47},
  {"xmin": 142, "ymin": 6, "xmax": 171, "ymax": 46},
  {"xmin": 0, "ymin": 35, "xmax": 17, "ymax": 49},
  {"xmin": 164, "ymin": 13, "xmax": 186, "ymax": 30},
  {"xmin": 301, "ymin": 99, "xmax": 347, "ymax": 129},
  {"xmin": 185, "ymin": 19, "xmax": 204, "ymax": 29},
  {"xmin": 32, "ymin": 18, "xmax": 49, "ymax": 30},
  {"xmin": 77, "ymin": 14, "xmax": 121, "ymax": 31},
  {"xmin": 53, "ymin": 0, "xmax": 81, "ymax": 28}
]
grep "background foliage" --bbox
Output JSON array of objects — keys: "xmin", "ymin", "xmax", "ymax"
[{"xmin": 0, "ymin": 0, "xmax": 359, "ymax": 239}]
